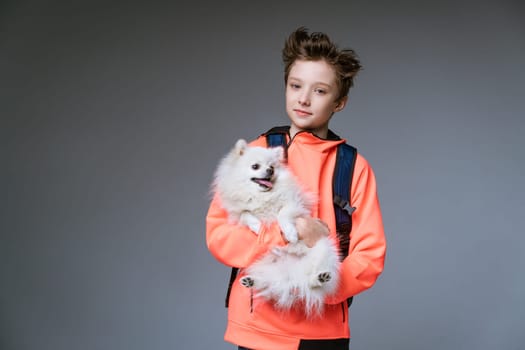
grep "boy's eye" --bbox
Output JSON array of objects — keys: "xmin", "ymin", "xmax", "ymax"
[
  {"xmin": 290, "ymin": 83, "xmax": 300, "ymax": 89},
  {"xmin": 252, "ymin": 164, "xmax": 260, "ymax": 170},
  {"xmin": 315, "ymin": 88, "xmax": 326, "ymax": 95}
]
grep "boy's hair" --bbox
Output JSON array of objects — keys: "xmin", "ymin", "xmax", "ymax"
[{"xmin": 282, "ymin": 27, "xmax": 362, "ymax": 101}]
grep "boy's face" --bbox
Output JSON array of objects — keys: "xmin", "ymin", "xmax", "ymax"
[{"xmin": 285, "ymin": 59, "xmax": 347, "ymax": 138}]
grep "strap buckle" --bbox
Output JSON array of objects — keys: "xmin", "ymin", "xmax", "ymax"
[{"xmin": 334, "ymin": 195, "xmax": 356, "ymax": 215}]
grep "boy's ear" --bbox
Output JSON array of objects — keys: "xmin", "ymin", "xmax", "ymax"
[
  {"xmin": 234, "ymin": 139, "xmax": 247, "ymax": 156},
  {"xmin": 334, "ymin": 96, "xmax": 348, "ymax": 112}
]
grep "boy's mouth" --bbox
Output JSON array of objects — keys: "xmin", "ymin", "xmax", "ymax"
[
  {"xmin": 251, "ymin": 177, "xmax": 274, "ymax": 191},
  {"xmin": 294, "ymin": 109, "xmax": 312, "ymax": 117}
]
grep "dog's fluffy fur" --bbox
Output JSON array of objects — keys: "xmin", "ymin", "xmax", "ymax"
[{"xmin": 213, "ymin": 139, "xmax": 340, "ymax": 317}]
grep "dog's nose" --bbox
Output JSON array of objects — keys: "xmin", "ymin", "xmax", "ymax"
[{"xmin": 266, "ymin": 167, "xmax": 274, "ymax": 176}]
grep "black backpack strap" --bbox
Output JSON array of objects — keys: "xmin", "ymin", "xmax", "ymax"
[
  {"xmin": 333, "ymin": 143, "xmax": 357, "ymax": 307},
  {"xmin": 225, "ymin": 267, "xmax": 238, "ymax": 307}
]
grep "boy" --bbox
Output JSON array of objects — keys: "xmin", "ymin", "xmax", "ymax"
[{"xmin": 206, "ymin": 27, "xmax": 386, "ymax": 350}]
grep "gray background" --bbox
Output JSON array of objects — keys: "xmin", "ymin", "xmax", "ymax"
[{"xmin": 2, "ymin": 0, "xmax": 524, "ymax": 349}]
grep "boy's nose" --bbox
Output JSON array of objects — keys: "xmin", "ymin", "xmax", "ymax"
[
  {"xmin": 298, "ymin": 97, "xmax": 310, "ymax": 106},
  {"xmin": 298, "ymin": 92, "xmax": 310, "ymax": 106}
]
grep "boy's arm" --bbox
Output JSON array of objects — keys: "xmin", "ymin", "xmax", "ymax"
[
  {"xmin": 206, "ymin": 193, "xmax": 286, "ymax": 268},
  {"xmin": 327, "ymin": 156, "xmax": 387, "ymax": 304}
]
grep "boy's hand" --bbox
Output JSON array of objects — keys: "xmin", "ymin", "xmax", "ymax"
[{"xmin": 295, "ymin": 216, "xmax": 329, "ymax": 248}]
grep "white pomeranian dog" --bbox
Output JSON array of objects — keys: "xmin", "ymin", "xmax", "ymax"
[{"xmin": 213, "ymin": 139, "xmax": 340, "ymax": 317}]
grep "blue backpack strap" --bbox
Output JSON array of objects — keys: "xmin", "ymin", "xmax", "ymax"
[
  {"xmin": 264, "ymin": 126, "xmax": 290, "ymax": 158},
  {"xmin": 333, "ymin": 142, "xmax": 357, "ymax": 307}
]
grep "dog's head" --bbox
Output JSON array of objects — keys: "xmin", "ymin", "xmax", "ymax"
[{"xmin": 229, "ymin": 139, "xmax": 285, "ymax": 192}]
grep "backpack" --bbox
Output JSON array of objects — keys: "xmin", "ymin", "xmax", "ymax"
[{"xmin": 225, "ymin": 126, "xmax": 357, "ymax": 308}]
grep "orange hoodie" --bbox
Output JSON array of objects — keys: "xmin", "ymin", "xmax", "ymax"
[{"xmin": 206, "ymin": 130, "xmax": 386, "ymax": 350}]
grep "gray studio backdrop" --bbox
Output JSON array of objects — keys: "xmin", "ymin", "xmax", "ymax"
[{"xmin": 2, "ymin": 0, "xmax": 524, "ymax": 349}]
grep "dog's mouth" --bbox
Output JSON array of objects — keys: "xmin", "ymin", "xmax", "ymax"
[{"xmin": 251, "ymin": 177, "xmax": 274, "ymax": 191}]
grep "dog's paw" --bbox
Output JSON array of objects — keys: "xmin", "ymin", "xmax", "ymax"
[
  {"xmin": 240, "ymin": 212, "xmax": 261, "ymax": 234},
  {"xmin": 240, "ymin": 276, "xmax": 255, "ymax": 288},
  {"xmin": 279, "ymin": 221, "xmax": 298, "ymax": 243},
  {"xmin": 318, "ymin": 272, "xmax": 332, "ymax": 284},
  {"xmin": 248, "ymin": 222, "xmax": 261, "ymax": 234},
  {"xmin": 309, "ymin": 271, "xmax": 332, "ymax": 288}
]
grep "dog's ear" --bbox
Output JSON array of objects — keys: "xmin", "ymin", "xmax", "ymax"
[
  {"xmin": 274, "ymin": 146, "xmax": 285, "ymax": 162},
  {"xmin": 234, "ymin": 139, "xmax": 248, "ymax": 156}
]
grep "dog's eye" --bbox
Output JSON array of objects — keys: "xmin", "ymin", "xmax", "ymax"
[{"xmin": 251, "ymin": 164, "xmax": 260, "ymax": 170}]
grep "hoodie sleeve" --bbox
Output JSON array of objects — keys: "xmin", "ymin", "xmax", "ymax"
[{"xmin": 326, "ymin": 155, "xmax": 387, "ymax": 304}]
